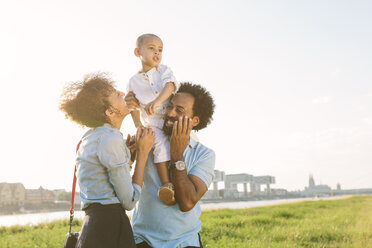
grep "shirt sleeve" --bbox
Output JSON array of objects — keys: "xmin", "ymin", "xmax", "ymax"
[
  {"xmin": 188, "ymin": 150, "xmax": 216, "ymax": 188},
  {"xmin": 97, "ymin": 133, "xmax": 141, "ymax": 210},
  {"xmin": 160, "ymin": 65, "xmax": 179, "ymax": 92},
  {"xmin": 126, "ymin": 78, "xmax": 133, "ymax": 93}
]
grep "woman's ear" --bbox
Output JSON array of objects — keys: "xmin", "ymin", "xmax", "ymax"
[
  {"xmin": 105, "ymin": 108, "xmax": 113, "ymax": 118},
  {"xmin": 134, "ymin": 48, "xmax": 140, "ymax": 57}
]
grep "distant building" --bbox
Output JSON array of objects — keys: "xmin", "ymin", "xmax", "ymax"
[
  {"xmin": 0, "ymin": 183, "xmax": 26, "ymax": 206},
  {"xmin": 26, "ymin": 186, "xmax": 55, "ymax": 204},
  {"xmin": 270, "ymin": 188, "xmax": 288, "ymax": 196},
  {"xmin": 301, "ymin": 174, "xmax": 331, "ymax": 197},
  {"xmin": 202, "ymin": 170, "xmax": 277, "ymax": 200},
  {"xmin": 0, "ymin": 183, "xmax": 12, "ymax": 206},
  {"xmin": 10, "ymin": 183, "xmax": 26, "ymax": 205}
]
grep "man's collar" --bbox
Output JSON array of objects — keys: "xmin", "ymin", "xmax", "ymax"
[{"xmin": 189, "ymin": 136, "xmax": 198, "ymax": 149}]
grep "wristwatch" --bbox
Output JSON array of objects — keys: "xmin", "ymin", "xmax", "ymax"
[{"xmin": 170, "ymin": 161, "xmax": 186, "ymax": 171}]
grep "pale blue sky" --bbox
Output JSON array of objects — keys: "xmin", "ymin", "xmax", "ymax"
[{"xmin": 1, "ymin": 0, "xmax": 371, "ymax": 191}]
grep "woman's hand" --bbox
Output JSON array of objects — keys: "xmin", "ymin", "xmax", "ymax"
[
  {"xmin": 126, "ymin": 134, "xmax": 137, "ymax": 162},
  {"xmin": 131, "ymin": 127, "xmax": 154, "ymax": 187},
  {"xmin": 136, "ymin": 127, "xmax": 155, "ymax": 156},
  {"xmin": 124, "ymin": 91, "xmax": 140, "ymax": 111}
]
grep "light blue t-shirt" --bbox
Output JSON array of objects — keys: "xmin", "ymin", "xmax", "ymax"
[
  {"xmin": 132, "ymin": 138, "xmax": 215, "ymax": 248},
  {"xmin": 76, "ymin": 123, "xmax": 141, "ymax": 211}
]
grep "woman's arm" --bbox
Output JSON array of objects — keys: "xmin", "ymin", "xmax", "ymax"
[
  {"xmin": 131, "ymin": 127, "xmax": 155, "ymax": 187},
  {"xmin": 97, "ymin": 128, "xmax": 154, "ymax": 210},
  {"xmin": 130, "ymin": 110, "xmax": 143, "ymax": 128}
]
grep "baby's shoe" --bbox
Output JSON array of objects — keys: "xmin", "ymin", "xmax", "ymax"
[{"xmin": 158, "ymin": 182, "xmax": 176, "ymax": 206}]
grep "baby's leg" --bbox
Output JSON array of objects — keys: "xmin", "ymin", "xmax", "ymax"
[
  {"xmin": 156, "ymin": 161, "xmax": 176, "ymax": 205},
  {"xmin": 153, "ymin": 127, "xmax": 176, "ymax": 205},
  {"xmin": 155, "ymin": 161, "xmax": 170, "ymax": 185}
]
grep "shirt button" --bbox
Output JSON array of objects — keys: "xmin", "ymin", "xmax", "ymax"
[{"xmin": 155, "ymin": 91, "xmax": 158, "ymax": 94}]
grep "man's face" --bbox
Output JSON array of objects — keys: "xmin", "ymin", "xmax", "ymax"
[
  {"xmin": 138, "ymin": 36, "xmax": 163, "ymax": 70},
  {"xmin": 163, "ymin": 92, "xmax": 196, "ymax": 136}
]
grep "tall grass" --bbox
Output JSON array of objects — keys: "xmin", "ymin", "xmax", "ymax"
[{"xmin": 0, "ymin": 196, "xmax": 371, "ymax": 247}]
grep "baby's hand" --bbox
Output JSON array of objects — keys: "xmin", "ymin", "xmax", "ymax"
[{"xmin": 145, "ymin": 100, "xmax": 161, "ymax": 115}]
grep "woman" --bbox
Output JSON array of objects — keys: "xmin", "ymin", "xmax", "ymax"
[{"xmin": 59, "ymin": 73, "xmax": 154, "ymax": 248}]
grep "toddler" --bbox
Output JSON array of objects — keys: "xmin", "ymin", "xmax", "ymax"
[{"xmin": 127, "ymin": 34, "xmax": 178, "ymax": 205}]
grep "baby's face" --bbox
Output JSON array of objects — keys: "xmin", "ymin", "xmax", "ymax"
[{"xmin": 138, "ymin": 36, "xmax": 163, "ymax": 69}]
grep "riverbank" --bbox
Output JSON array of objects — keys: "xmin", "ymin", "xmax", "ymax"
[
  {"xmin": 0, "ymin": 196, "xmax": 342, "ymax": 227},
  {"xmin": 1, "ymin": 195, "xmax": 371, "ymax": 247}
]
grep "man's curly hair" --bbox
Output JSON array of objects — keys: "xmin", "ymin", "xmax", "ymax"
[
  {"xmin": 178, "ymin": 82, "xmax": 215, "ymax": 131},
  {"xmin": 59, "ymin": 73, "xmax": 116, "ymax": 128}
]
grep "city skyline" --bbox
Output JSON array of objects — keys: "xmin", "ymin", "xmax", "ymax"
[
  {"xmin": 0, "ymin": 171, "xmax": 363, "ymax": 193},
  {"xmin": 1, "ymin": 0, "xmax": 371, "ymax": 191}
]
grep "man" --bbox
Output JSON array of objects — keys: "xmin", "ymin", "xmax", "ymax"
[{"xmin": 125, "ymin": 82, "xmax": 216, "ymax": 248}]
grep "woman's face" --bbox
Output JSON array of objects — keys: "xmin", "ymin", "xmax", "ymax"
[{"xmin": 107, "ymin": 90, "xmax": 130, "ymax": 119}]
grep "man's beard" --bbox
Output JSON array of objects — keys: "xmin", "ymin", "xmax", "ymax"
[{"xmin": 162, "ymin": 116, "xmax": 178, "ymax": 137}]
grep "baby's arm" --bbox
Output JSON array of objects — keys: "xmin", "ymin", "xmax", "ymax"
[
  {"xmin": 145, "ymin": 82, "xmax": 176, "ymax": 115},
  {"xmin": 131, "ymin": 110, "xmax": 143, "ymax": 128}
]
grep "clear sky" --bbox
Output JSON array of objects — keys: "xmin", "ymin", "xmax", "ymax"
[{"xmin": 1, "ymin": 0, "xmax": 371, "ymax": 191}]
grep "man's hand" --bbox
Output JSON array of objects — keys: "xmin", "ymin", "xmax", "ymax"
[
  {"xmin": 125, "ymin": 91, "xmax": 140, "ymax": 111},
  {"xmin": 145, "ymin": 99, "xmax": 161, "ymax": 116},
  {"xmin": 170, "ymin": 116, "xmax": 209, "ymax": 212},
  {"xmin": 170, "ymin": 116, "xmax": 193, "ymax": 162}
]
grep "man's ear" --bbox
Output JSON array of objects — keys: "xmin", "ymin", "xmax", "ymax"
[
  {"xmin": 134, "ymin": 48, "xmax": 140, "ymax": 57},
  {"xmin": 191, "ymin": 116, "xmax": 200, "ymax": 128}
]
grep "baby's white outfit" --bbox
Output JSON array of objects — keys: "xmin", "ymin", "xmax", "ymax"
[{"xmin": 127, "ymin": 64, "xmax": 179, "ymax": 163}]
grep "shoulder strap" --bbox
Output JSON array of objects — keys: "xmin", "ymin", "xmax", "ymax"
[{"xmin": 69, "ymin": 140, "xmax": 82, "ymax": 233}]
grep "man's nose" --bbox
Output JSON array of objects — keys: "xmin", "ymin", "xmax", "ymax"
[{"xmin": 167, "ymin": 108, "xmax": 177, "ymax": 117}]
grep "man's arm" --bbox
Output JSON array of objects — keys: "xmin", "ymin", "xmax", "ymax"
[
  {"xmin": 172, "ymin": 168, "xmax": 208, "ymax": 212},
  {"xmin": 170, "ymin": 116, "xmax": 210, "ymax": 212}
]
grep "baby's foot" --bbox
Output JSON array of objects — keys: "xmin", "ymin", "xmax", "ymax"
[{"xmin": 158, "ymin": 182, "xmax": 176, "ymax": 206}]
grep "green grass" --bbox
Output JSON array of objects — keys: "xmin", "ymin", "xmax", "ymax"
[
  {"xmin": 1, "ymin": 196, "xmax": 371, "ymax": 248},
  {"xmin": 200, "ymin": 196, "xmax": 372, "ymax": 248},
  {"xmin": 0, "ymin": 219, "xmax": 81, "ymax": 248}
]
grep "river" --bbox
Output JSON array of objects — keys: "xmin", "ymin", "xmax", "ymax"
[{"xmin": 0, "ymin": 197, "xmax": 339, "ymax": 227}]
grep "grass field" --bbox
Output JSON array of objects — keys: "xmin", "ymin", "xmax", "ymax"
[{"xmin": 0, "ymin": 195, "xmax": 371, "ymax": 248}]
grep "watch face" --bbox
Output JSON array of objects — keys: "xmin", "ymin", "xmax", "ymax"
[{"xmin": 175, "ymin": 161, "xmax": 186, "ymax": 170}]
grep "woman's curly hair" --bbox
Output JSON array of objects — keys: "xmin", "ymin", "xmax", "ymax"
[
  {"xmin": 178, "ymin": 82, "xmax": 215, "ymax": 131},
  {"xmin": 59, "ymin": 73, "xmax": 116, "ymax": 128}
]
